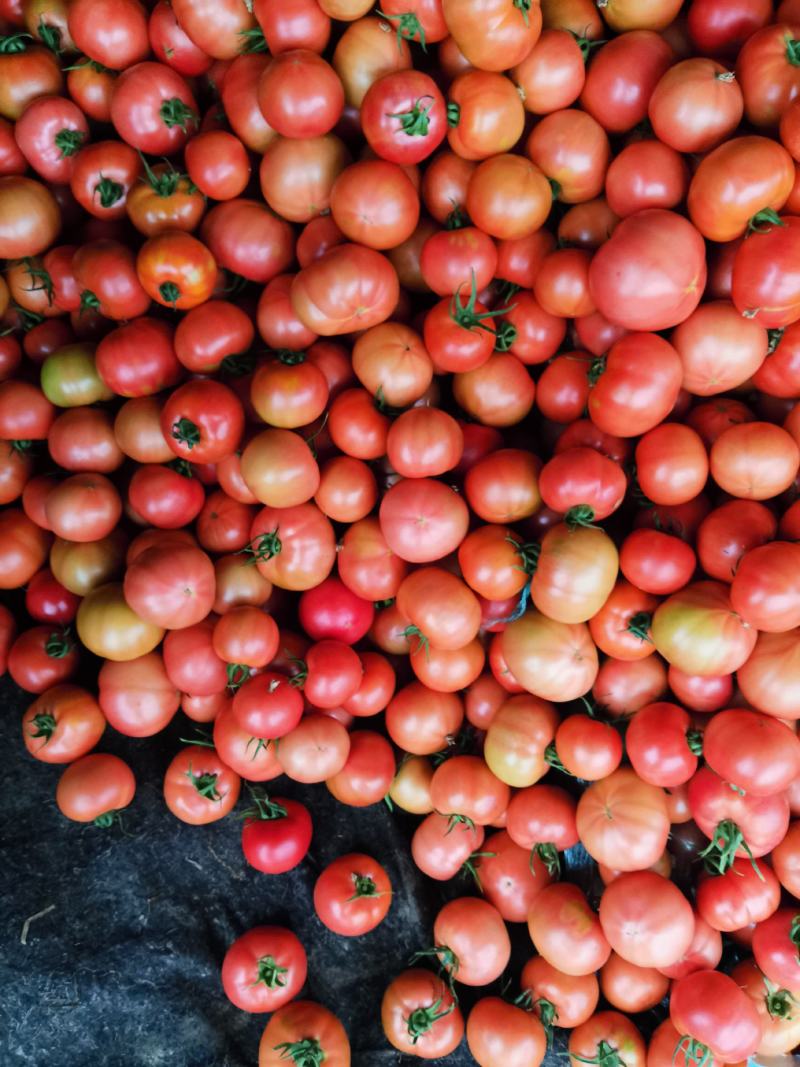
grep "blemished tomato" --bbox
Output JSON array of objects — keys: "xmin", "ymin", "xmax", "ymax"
[
  {"xmin": 528, "ymin": 883, "xmax": 611, "ymax": 977},
  {"xmin": 221, "ymin": 926, "xmax": 307, "ymax": 1014},
  {"xmin": 313, "ymin": 853, "xmax": 392, "ymax": 936},
  {"xmin": 502, "ymin": 611, "xmax": 598, "ymax": 703},
  {"xmin": 258, "ymin": 1000, "xmax": 350, "ymax": 1067},
  {"xmin": 241, "ymin": 795, "xmax": 313, "ymax": 875},
  {"xmin": 381, "ymin": 969, "xmax": 463, "ymax": 1060},
  {"xmin": 56, "ymin": 753, "xmax": 136, "ymax": 824}
]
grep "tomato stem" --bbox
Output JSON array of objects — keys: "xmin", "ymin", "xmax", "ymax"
[
  {"xmin": 786, "ymin": 34, "xmax": 800, "ymax": 67},
  {"xmin": 0, "ymin": 32, "xmax": 32, "ymax": 53},
  {"xmin": 159, "ymin": 281, "xmax": 181, "ymax": 308},
  {"xmin": 450, "ymin": 271, "xmax": 515, "ymax": 334},
  {"xmin": 512, "ymin": 0, "xmax": 532, "ymax": 24},
  {"xmin": 747, "ymin": 207, "xmax": 786, "ymax": 235},
  {"xmin": 93, "ymin": 810, "xmax": 122, "ymax": 829},
  {"xmin": 460, "ymin": 850, "xmax": 495, "ymax": 892},
  {"xmin": 444, "ymin": 204, "xmax": 469, "ymax": 230},
  {"xmin": 172, "ymin": 416, "xmax": 201, "ymax": 450},
  {"xmin": 347, "ymin": 872, "xmax": 381, "ymax": 899},
  {"xmin": 715, "ymin": 70, "xmax": 735, "ymax": 81},
  {"xmin": 273, "ymin": 1037, "xmax": 326, "ymax": 1066},
  {"xmin": 764, "ymin": 976, "xmax": 797, "ymax": 1019},
  {"xmin": 79, "ymin": 290, "xmax": 101, "ymax": 315},
  {"xmin": 446, "ymin": 102, "xmax": 460, "ymax": 127},
  {"xmin": 626, "ymin": 611, "xmax": 653, "ymax": 644},
  {"xmin": 53, "ymin": 127, "xmax": 85, "ymax": 159},
  {"xmin": 221, "ymin": 351, "xmax": 256, "ymax": 376},
  {"xmin": 226, "ymin": 663, "xmax": 251, "ymax": 691},
  {"xmin": 238, "ymin": 26, "xmax": 267, "ymax": 52},
  {"xmin": 673, "ymin": 1035, "xmax": 713, "ymax": 1067},
  {"xmin": 768, "ymin": 327, "xmax": 785, "ymax": 353},
  {"xmin": 790, "ymin": 914, "xmax": 800, "ymax": 964},
  {"xmin": 242, "ymin": 529, "xmax": 282, "ymax": 564},
  {"xmin": 403, "ymin": 624, "xmax": 430, "ymax": 660},
  {"xmin": 29, "ymin": 712, "xmax": 57, "ymax": 741},
  {"xmin": 93, "ymin": 174, "xmax": 124, "ymax": 208},
  {"xmin": 185, "ymin": 763, "xmax": 222, "ymax": 801},
  {"xmin": 253, "ymin": 954, "xmax": 288, "ymax": 989},
  {"xmin": 443, "ymin": 812, "xmax": 476, "ymax": 834},
  {"xmin": 572, "ymin": 1038, "xmax": 626, "ymax": 1067},
  {"xmin": 686, "ymin": 728, "xmax": 703, "ymax": 756},
  {"xmin": 530, "ymin": 994, "xmax": 557, "ymax": 1048},
  {"xmin": 405, "ymin": 996, "xmax": 455, "ymax": 1043},
  {"xmin": 494, "ymin": 320, "xmax": 518, "ymax": 352},
  {"xmin": 387, "ymin": 95, "xmax": 435, "ymax": 137},
  {"xmin": 533, "ymin": 842, "xmax": 561, "ymax": 879},
  {"xmin": 378, "ymin": 10, "xmax": 427, "ymax": 51},
  {"xmin": 11, "ymin": 439, "xmax": 34, "ymax": 454},
  {"xmin": 45, "ymin": 627, "xmax": 75, "ymax": 659},
  {"xmin": 139, "ymin": 153, "xmax": 187, "ymax": 197},
  {"xmin": 36, "ymin": 19, "xmax": 62, "ymax": 53},
  {"xmin": 241, "ymin": 786, "xmax": 287, "ymax": 822},
  {"xmin": 544, "ymin": 742, "xmax": 574, "ymax": 776},
  {"xmin": 20, "ymin": 258, "xmax": 54, "ymax": 305},
  {"xmin": 159, "ymin": 97, "xmax": 198, "ymax": 132},
  {"xmin": 409, "ymin": 944, "xmax": 460, "ymax": 985},
  {"xmin": 699, "ymin": 818, "xmax": 764, "ymax": 880},
  {"xmin": 564, "ymin": 504, "xmax": 598, "ymax": 530},
  {"xmin": 572, "ymin": 32, "xmax": 606, "ymax": 63}
]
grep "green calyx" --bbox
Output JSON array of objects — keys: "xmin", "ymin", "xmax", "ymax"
[
  {"xmin": 564, "ymin": 504, "xmax": 597, "ymax": 530},
  {"xmin": 532, "ymin": 842, "xmax": 561, "ymax": 879},
  {"xmin": 699, "ymin": 818, "xmax": 764, "ymax": 880},
  {"xmin": 185, "ymin": 764, "xmax": 222, "ymax": 802},
  {"xmin": 379, "ymin": 9, "xmax": 427, "ymax": 51},
  {"xmin": 239, "ymin": 26, "xmax": 267, "ymax": 52},
  {"xmin": 243, "ymin": 529, "xmax": 282, "ymax": 564},
  {"xmin": 276, "ymin": 349, "xmax": 306, "ymax": 365},
  {"xmin": 93, "ymin": 174, "xmax": 124, "ymax": 209},
  {"xmin": 0, "ymin": 33, "xmax": 32, "ymax": 54},
  {"xmin": 171, "ymin": 416, "xmax": 201, "ymax": 449},
  {"xmin": 253, "ymin": 954, "xmax": 288, "ymax": 990},
  {"xmin": 512, "ymin": 0, "xmax": 532, "ymax": 24},
  {"xmin": 241, "ymin": 786, "xmax": 286, "ymax": 822},
  {"xmin": 159, "ymin": 281, "xmax": 181, "ymax": 308},
  {"xmin": 446, "ymin": 101, "xmax": 460, "ymax": 127},
  {"xmin": 139, "ymin": 153, "xmax": 192, "ymax": 198},
  {"xmin": 36, "ymin": 20, "xmax": 62, "ymax": 54},
  {"xmin": 686, "ymin": 728, "xmax": 704, "ymax": 757},
  {"xmin": 403, "ymin": 624, "xmax": 430, "ymax": 660},
  {"xmin": 626, "ymin": 611, "xmax": 652, "ymax": 643},
  {"xmin": 449, "ymin": 270, "xmax": 515, "ymax": 334},
  {"xmin": 79, "ymin": 289, "xmax": 100, "ymax": 314},
  {"xmin": 159, "ymin": 97, "xmax": 198, "ymax": 132},
  {"xmin": 54, "ymin": 128, "xmax": 86, "ymax": 158},
  {"xmin": 673, "ymin": 1035, "xmax": 713, "ymax": 1067},
  {"xmin": 226, "ymin": 663, "xmax": 251, "ymax": 692},
  {"xmin": 387, "ymin": 95, "xmax": 435, "ymax": 137},
  {"xmin": 493, "ymin": 320, "xmax": 518, "ymax": 352},
  {"xmin": 406, "ymin": 996, "xmax": 454, "ymax": 1042},
  {"xmin": 409, "ymin": 943, "xmax": 460, "ymax": 983},
  {"xmin": 571, "ymin": 1039, "xmax": 626, "ymax": 1067},
  {"xmin": 20, "ymin": 258, "xmax": 54, "ymax": 305},
  {"xmin": 274, "ymin": 1038, "xmax": 325, "ymax": 1066},
  {"xmin": 786, "ymin": 34, "xmax": 800, "ymax": 67},
  {"xmin": 30, "ymin": 712, "xmax": 57, "ymax": 742},
  {"xmin": 588, "ymin": 356, "xmax": 606, "ymax": 385},
  {"xmin": 45, "ymin": 628, "xmax": 75, "ymax": 659},
  {"xmin": 765, "ymin": 976, "xmax": 797, "ymax": 1019},
  {"xmin": 747, "ymin": 207, "xmax": 786, "ymax": 235},
  {"xmin": 347, "ymin": 873, "xmax": 380, "ymax": 900}
]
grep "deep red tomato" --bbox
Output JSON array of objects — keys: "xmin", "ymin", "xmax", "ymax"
[
  {"xmin": 22, "ymin": 683, "xmax": 105, "ymax": 763},
  {"xmin": 8, "ymin": 624, "xmax": 80, "ymax": 693},
  {"xmin": 580, "ymin": 30, "xmax": 674, "ymax": 133},
  {"xmin": 362, "ymin": 70, "xmax": 447, "ymax": 165},
  {"xmin": 381, "ymin": 968, "xmax": 463, "ymax": 1060},
  {"xmin": 257, "ymin": 50, "xmax": 344, "ymax": 139},
  {"xmin": 313, "ymin": 853, "xmax": 392, "ymax": 936},
  {"xmin": 163, "ymin": 745, "xmax": 241, "ymax": 825},
  {"xmin": 69, "ymin": 140, "xmax": 142, "ymax": 221},
  {"xmin": 149, "ymin": 0, "xmax": 212, "ymax": 76},
  {"xmin": 670, "ymin": 969, "xmax": 762, "ymax": 1062},
  {"xmin": 528, "ymin": 883, "xmax": 610, "ymax": 977},
  {"xmin": 96, "ymin": 317, "xmax": 181, "ymax": 398},
  {"xmin": 56, "ymin": 753, "xmax": 136, "ymax": 824},
  {"xmin": 241, "ymin": 795, "xmax": 312, "ymax": 875}
]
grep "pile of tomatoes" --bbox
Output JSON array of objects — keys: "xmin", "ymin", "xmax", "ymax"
[{"xmin": 6, "ymin": 0, "xmax": 800, "ymax": 1062}]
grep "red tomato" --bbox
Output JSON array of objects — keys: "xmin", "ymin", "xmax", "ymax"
[
  {"xmin": 381, "ymin": 968, "xmax": 463, "ymax": 1059},
  {"xmin": 670, "ymin": 970, "xmax": 763, "ymax": 1062},
  {"xmin": 528, "ymin": 883, "xmax": 610, "ymax": 977},
  {"xmin": 291, "ymin": 243, "xmax": 399, "ymax": 336},
  {"xmin": 599, "ymin": 870, "xmax": 694, "ymax": 968},
  {"xmin": 649, "ymin": 58, "xmax": 744, "ymax": 153},
  {"xmin": 580, "ymin": 30, "xmax": 674, "ymax": 133},
  {"xmin": 257, "ymin": 50, "xmax": 343, "ymax": 139},
  {"xmin": 22, "ymin": 683, "xmax": 105, "ymax": 764},
  {"xmin": 241, "ymin": 795, "xmax": 313, "ymax": 875},
  {"xmin": 221, "ymin": 926, "xmax": 306, "ymax": 1013},
  {"xmin": 98, "ymin": 653, "xmax": 179, "ymax": 737},
  {"xmin": 466, "ymin": 997, "xmax": 547, "ymax": 1067},
  {"xmin": 576, "ymin": 768, "xmax": 670, "ymax": 872},
  {"xmin": 56, "ymin": 753, "xmax": 136, "ymax": 824},
  {"xmin": 163, "ymin": 745, "xmax": 241, "ymax": 824},
  {"xmin": 626, "ymin": 702, "xmax": 699, "ymax": 787},
  {"xmin": 313, "ymin": 853, "xmax": 392, "ymax": 936},
  {"xmin": 361, "ymin": 70, "xmax": 447, "ymax": 165}
]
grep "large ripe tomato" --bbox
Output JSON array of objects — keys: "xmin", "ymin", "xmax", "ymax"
[
  {"xmin": 381, "ymin": 968, "xmax": 463, "ymax": 1060},
  {"xmin": 652, "ymin": 580, "xmax": 757, "ymax": 676},
  {"xmin": 396, "ymin": 567, "xmax": 480, "ymax": 651},
  {"xmin": 710, "ymin": 421, "xmax": 800, "ymax": 499},
  {"xmin": 126, "ymin": 161, "xmax": 205, "ymax": 236},
  {"xmin": 604, "ymin": 139, "xmax": 688, "ymax": 219},
  {"xmin": 412, "ymin": 812, "xmax": 483, "ymax": 880},
  {"xmin": 0, "ymin": 36, "xmax": 62, "ymax": 122},
  {"xmin": 502, "ymin": 611, "xmax": 598, "ymax": 702},
  {"xmin": 313, "ymin": 853, "xmax": 392, "ymax": 936},
  {"xmin": 171, "ymin": 0, "xmax": 256, "ymax": 60},
  {"xmin": 50, "ymin": 531, "xmax": 127, "ymax": 598},
  {"xmin": 732, "ymin": 215, "xmax": 800, "ymax": 327},
  {"xmin": 464, "ymin": 448, "xmax": 541, "ymax": 523},
  {"xmin": 737, "ymin": 22, "xmax": 800, "ymax": 127},
  {"xmin": 163, "ymin": 745, "xmax": 241, "ymax": 825},
  {"xmin": 576, "ymin": 768, "xmax": 670, "ymax": 872},
  {"xmin": 649, "ymin": 57, "xmax": 744, "ymax": 153},
  {"xmin": 568, "ymin": 1012, "xmax": 646, "ymax": 1067},
  {"xmin": 149, "ymin": 0, "xmax": 213, "ymax": 76},
  {"xmin": 600, "ymin": 953, "xmax": 669, "ymax": 1014},
  {"xmin": 0, "ymin": 175, "xmax": 60, "ymax": 258},
  {"xmin": 475, "ymin": 829, "xmax": 552, "ymax": 923},
  {"xmin": 67, "ymin": 0, "xmax": 149, "ymax": 68},
  {"xmin": 96, "ymin": 318, "xmax": 181, "ymax": 398},
  {"xmin": 672, "ymin": 300, "xmax": 768, "ymax": 396},
  {"xmin": 110, "ymin": 62, "xmax": 198, "ymax": 155},
  {"xmin": 56, "ymin": 753, "xmax": 136, "ymax": 825},
  {"xmin": 253, "ymin": 0, "xmax": 331, "ymax": 53},
  {"xmin": 588, "ymin": 580, "xmax": 658, "ymax": 661},
  {"xmin": 258, "ymin": 1001, "xmax": 349, "ymax": 1067},
  {"xmin": 69, "ymin": 140, "xmax": 142, "ymax": 221},
  {"xmin": 8, "ymin": 624, "xmax": 79, "ymax": 693},
  {"xmin": 527, "ymin": 109, "xmax": 609, "ymax": 205},
  {"xmin": 241, "ymin": 794, "xmax": 312, "ymax": 875},
  {"xmin": 257, "ymin": 50, "xmax": 343, "ymax": 139},
  {"xmin": 175, "ymin": 299, "xmax": 254, "ymax": 373},
  {"xmin": 635, "ymin": 423, "xmax": 708, "ymax": 505},
  {"xmin": 291, "ymin": 243, "xmax": 398, "ymax": 335},
  {"xmin": 136, "ymin": 231, "xmax": 217, "ymax": 311},
  {"xmin": 466, "ymin": 997, "xmax": 547, "ymax": 1067},
  {"xmin": 670, "ymin": 970, "xmax": 763, "ymax": 1062},
  {"xmin": 161, "ymin": 379, "xmax": 243, "ymax": 465},
  {"xmin": 185, "ymin": 130, "xmax": 250, "ymax": 201},
  {"xmin": 43, "ymin": 473, "xmax": 121, "ymax": 544},
  {"xmin": 22, "ymin": 683, "xmax": 105, "ymax": 763},
  {"xmin": 529, "ymin": 883, "xmax": 610, "ymax": 977},
  {"xmin": 697, "ymin": 858, "xmax": 781, "ymax": 932},
  {"xmin": 580, "ymin": 30, "xmax": 673, "ymax": 133},
  {"xmin": 599, "ymin": 871, "xmax": 694, "ymax": 969},
  {"xmin": 447, "ymin": 71, "xmax": 525, "ymax": 160},
  {"xmin": 123, "ymin": 543, "xmax": 215, "ymax": 630},
  {"xmin": 385, "ymin": 682, "xmax": 463, "ymax": 755},
  {"xmin": 73, "ymin": 240, "xmax": 150, "ymax": 321},
  {"xmin": 691, "ymin": 136, "xmax": 797, "ymax": 243},
  {"xmin": 687, "ymin": 0, "xmax": 772, "ymax": 56},
  {"xmin": 259, "ymin": 136, "xmax": 348, "ymax": 226},
  {"xmin": 247, "ymin": 501, "xmax": 334, "ymax": 593},
  {"xmin": 625, "ymin": 702, "xmax": 698, "ymax": 787},
  {"xmin": 98, "ymin": 652, "xmax": 180, "ymax": 737},
  {"xmin": 730, "ymin": 541, "xmax": 800, "ymax": 632},
  {"xmin": 432, "ymin": 897, "xmax": 510, "ymax": 987},
  {"xmin": 212, "ymin": 700, "xmax": 284, "ymax": 783},
  {"xmin": 241, "ymin": 430, "xmax": 320, "ymax": 509},
  {"xmin": 754, "ymin": 913, "xmax": 800, "ymax": 994},
  {"xmin": 467, "ymin": 154, "xmax": 552, "ymax": 241},
  {"xmin": 25, "ymin": 568, "xmax": 81, "ymax": 625},
  {"xmin": 128, "ymin": 463, "xmax": 205, "ymax": 529},
  {"xmin": 588, "ymin": 210, "xmax": 706, "ymax": 332},
  {"xmin": 521, "ymin": 956, "xmax": 599, "ymax": 1030},
  {"xmin": 65, "ymin": 59, "xmax": 116, "ymax": 124},
  {"xmin": 220, "ymin": 55, "xmax": 276, "ymax": 154},
  {"xmin": 379, "ymin": 477, "xmax": 468, "ymax": 564},
  {"xmin": 361, "ymin": 70, "xmax": 447, "ymax": 165},
  {"xmin": 221, "ymin": 926, "xmax": 307, "ymax": 1015},
  {"xmin": 530, "ymin": 523, "xmax": 619, "ymax": 624},
  {"xmin": 512, "ymin": 29, "xmax": 585, "ymax": 114},
  {"xmin": 429, "ymin": 754, "xmax": 509, "ymax": 826},
  {"xmin": 275, "ymin": 712, "xmax": 351, "ymax": 783},
  {"xmin": 201, "ymin": 199, "xmax": 293, "ymax": 284},
  {"xmin": 14, "ymin": 95, "xmax": 88, "ymax": 184},
  {"xmin": 162, "ymin": 619, "xmax": 227, "ymax": 697},
  {"xmin": 688, "ymin": 766, "xmax": 790, "ymax": 861},
  {"xmin": 442, "ymin": 0, "xmax": 540, "ymax": 71},
  {"xmin": 733, "ymin": 957, "xmax": 800, "ymax": 1056},
  {"xmin": 587, "ymin": 332, "xmax": 683, "ymax": 437}
]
